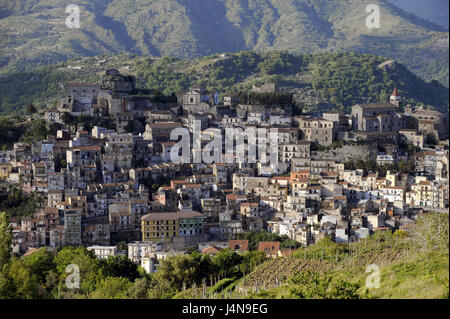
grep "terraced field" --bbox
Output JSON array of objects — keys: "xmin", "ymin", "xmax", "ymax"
[
  {"xmin": 239, "ymin": 248, "xmax": 407, "ymax": 291},
  {"xmin": 339, "ymin": 250, "xmax": 406, "ymax": 269},
  {"xmin": 177, "ymin": 215, "xmax": 448, "ymax": 299},
  {"xmin": 240, "ymin": 257, "xmax": 336, "ymax": 290}
]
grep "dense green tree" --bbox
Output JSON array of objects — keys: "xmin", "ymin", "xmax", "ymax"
[
  {"xmin": 100, "ymin": 255, "xmax": 140, "ymax": 282},
  {"xmin": 90, "ymin": 277, "xmax": 132, "ymax": 299},
  {"xmin": 26, "ymin": 104, "xmax": 37, "ymax": 115},
  {"xmin": 0, "ymin": 212, "xmax": 12, "ymax": 270},
  {"xmin": 48, "ymin": 122, "xmax": 64, "ymax": 136},
  {"xmin": 0, "ymin": 187, "xmax": 43, "ymax": 218},
  {"xmin": 147, "ymin": 275, "xmax": 178, "ymax": 299},
  {"xmin": 20, "ymin": 119, "xmax": 48, "ymax": 143},
  {"xmin": 0, "ymin": 271, "xmax": 15, "ymax": 299},
  {"xmin": 238, "ymin": 251, "xmax": 266, "ymax": 275},
  {"xmin": 155, "ymin": 251, "xmax": 214, "ymax": 291},
  {"xmin": 212, "ymin": 249, "xmax": 242, "ymax": 279},
  {"xmin": 22, "ymin": 248, "xmax": 55, "ymax": 283},
  {"xmin": 344, "ymin": 158, "xmax": 415, "ymax": 176},
  {"xmin": 8, "ymin": 258, "xmax": 42, "ymax": 299},
  {"xmin": 127, "ymin": 277, "xmax": 152, "ymax": 299},
  {"xmin": 54, "ymin": 246, "xmax": 104, "ymax": 295},
  {"xmin": 0, "ymin": 212, "xmax": 14, "ymax": 298}
]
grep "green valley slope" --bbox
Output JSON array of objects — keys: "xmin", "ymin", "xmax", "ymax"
[{"xmin": 174, "ymin": 213, "xmax": 449, "ymax": 299}]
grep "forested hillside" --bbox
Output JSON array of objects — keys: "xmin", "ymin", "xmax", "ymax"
[{"xmin": 0, "ymin": 52, "xmax": 448, "ymax": 116}]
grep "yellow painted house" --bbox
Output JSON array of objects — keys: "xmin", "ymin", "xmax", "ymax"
[
  {"xmin": 0, "ymin": 163, "xmax": 11, "ymax": 181},
  {"xmin": 141, "ymin": 211, "xmax": 206, "ymax": 243}
]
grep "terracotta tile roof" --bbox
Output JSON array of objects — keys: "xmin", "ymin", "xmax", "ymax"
[
  {"xmin": 201, "ymin": 246, "xmax": 223, "ymax": 255},
  {"xmin": 226, "ymin": 194, "xmax": 246, "ymax": 201},
  {"xmin": 228, "ymin": 240, "xmax": 249, "ymax": 251},
  {"xmin": 257, "ymin": 241, "xmax": 280, "ymax": 253},
  {"xmin": 184, "ymin": 184, "xmax": 201, "ymax": 188}
]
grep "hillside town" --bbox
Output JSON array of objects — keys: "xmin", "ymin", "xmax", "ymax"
[{"xmin": 0, "ymin": 69, "xmax": 448, "ymax": 274}]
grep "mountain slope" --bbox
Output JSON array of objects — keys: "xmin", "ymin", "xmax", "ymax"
[
  {"xmin": 386, "ymin": 0, "xmax": 449, "ymax": 29},
  {"xmin": 0, "ymin": 0, "xmax": 448, "ymax": 86},
  {"xmin": 0, "ymin": 51, "xmax": 447, "ymax": 116}
]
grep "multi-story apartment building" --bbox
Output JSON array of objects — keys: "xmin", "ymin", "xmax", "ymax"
[
  {"xmin": 141, "ymin": 211, "xmax": 206, "ymax": 243},
  {"xmin": 64, "ymin": 210, "xmax": 82, "ymax": 246},
  {"xmin": 295, "ymin": 116, "xmax": 335, "ymax": 146},
  {"xmin": 279, "ymin": 141, "xmax": 311, "ymax": 164}
]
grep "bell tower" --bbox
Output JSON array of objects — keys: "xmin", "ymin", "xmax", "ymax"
[{"xmin": 390, "ymin": 86, "xmax": 402, "ymax": 106}]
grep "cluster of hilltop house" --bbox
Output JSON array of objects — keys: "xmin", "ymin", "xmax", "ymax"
[{"xmin": 1, "ymin": 69, "xmax": 447, "ymax": 273}]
